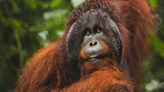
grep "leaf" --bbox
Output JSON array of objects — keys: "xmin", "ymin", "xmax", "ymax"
[
  {"xmin": 50, "ymin": 0, "xmax": 62, "ymax": 8},
  {"xmin": 150, "ymin": 34, "xmax": 164, "ymax": 57},
  {"xmin": 9, "ymin": 0, "xmax": 18, "ymax": 8},
  {"xmin": 148, "ymin": 0, "xmax": 158, "ymax": 8},
  {"xmin": 43, "ymin": 0, "xmax": 63, "ymax": 9},
  {"xmin": 25, "ymin": 0, "xmax": 38, "ymax": 10},
  {"xmin": 8, "ymin": 18, "xmax": 23, "ymax": 35},
  {"xmin": 0, "ymin": 12, "xmax": 7, "ymax": 25}
]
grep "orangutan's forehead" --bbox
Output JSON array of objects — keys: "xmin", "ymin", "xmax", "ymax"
[{"xmin": 66, "ymin": 0, "xmax": 122, "ymax": 26}]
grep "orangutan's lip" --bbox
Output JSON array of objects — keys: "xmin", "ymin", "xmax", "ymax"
[{"xmin": 87, "ymin": 54, "xmax": 107, "ymax": 61}]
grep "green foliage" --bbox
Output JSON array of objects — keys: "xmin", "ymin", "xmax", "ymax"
[
  {"xmin": 143, "ymin": 1, "xmax": 164, "ymax": 92},
  {"xmin": 25, "ymin": 0, "xmax": 39, "ymax": 10},
  {"xmin": 0, "ymin": 0, "xmax": 164, "ymax": 92},
  {"xmin": 71, "ymin": 0, "xmax": 85, "ymax": 7},
  {"xmin": 0, "ymin": 0, "xmax": 72, "ymax": 91},
  {"xmin": 150, "ymin": 34, "xmax": 164, "ymax": 57},
  {"xmin": 148, "ymin": 0, "xmax": 158, "ymax": 8},
  {"xmin": 44, "ymin": 0, "xmax": 64, "ymax": 9}
]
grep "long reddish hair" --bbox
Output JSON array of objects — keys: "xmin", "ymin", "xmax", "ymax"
[{"xmin": 15, "ymin": 0, "xmax": 155, "ymax": 92}]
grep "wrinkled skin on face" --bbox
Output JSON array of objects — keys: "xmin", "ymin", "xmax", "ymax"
[{"xmin": 66, "ymin": 9, "xmax": 122, "ymax": 69}]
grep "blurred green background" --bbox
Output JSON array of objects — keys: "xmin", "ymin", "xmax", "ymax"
[{"xmin": 0, "ymin": 0, "xmax": 164, "ymax": 92}]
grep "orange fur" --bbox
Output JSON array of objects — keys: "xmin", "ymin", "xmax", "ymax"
[
  {"xmin": 15, "ymin": 0, "xmax": 155, "ymax": 92},
  {"xmin": 51, "ymin": 67, "xmax": 134, "ymax": 92}
]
